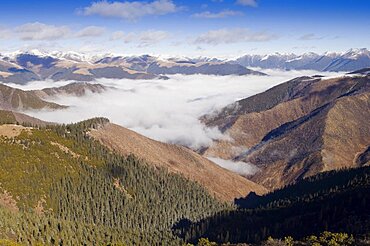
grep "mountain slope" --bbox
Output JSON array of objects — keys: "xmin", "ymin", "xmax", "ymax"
[
  {"xmin": 0, "ymin": 82, "xmax": 110, "ymax": 111},
  {"xmin": 89, "ymin": 123, "xmax": 267, "ymax": 201},
  {"xmin": 179, "ymin": 166, "xmax": 370, "ymax": 244},
  {"xmin": 348, "ymin": 67, "xmax": 370, "ymax": 75},
  {"xmin": 96, "ymin": 55, "xmax": 265, "ymax": 76},
  {"xmin": 0, "ymin": 109, "xmax": 52, "ymax": 126},
  {"xmin": 203, "ymin": 76, "xmax": 368, "ymax": 158},
  {"xmin": 244, "ymin": 92, "xmax": 370, "ymax": 188},
  {"xmin": 0, "ymin": 59, "xmax": 39, "ymax": 84},
  {"xmin": 0, "ymin": 83, "xmax": 66, "ymax": 111},
  {"xmin": 203, "ymin": 75, "xmax": 370, "ymax": 189},
  {"xmin": 0, "ymin": 118, "xmax": 229, "ymax": 245},
  {"xmin": 32, "ymin": 82, "xmax": 108, "ymax": 98},
  {"xmin": 146, "ymin": 60, "xmax": 265, "ymax": 76}
]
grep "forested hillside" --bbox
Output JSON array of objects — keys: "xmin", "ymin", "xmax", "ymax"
[
  {"xmin": 89, "ymin": 122, "xmax": 267, "ymax": 202},
  {"xmin": 178, "ymin": 166, "xmax": 370, "ymax": 244},
  {"xmin": 0, "ymin": 118, "xmax": 229, "ymax": 245}
]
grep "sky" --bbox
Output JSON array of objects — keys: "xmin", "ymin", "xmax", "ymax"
[{"xmin": 0, "ymin": 0, "xmax": 369, "ymax": 58}]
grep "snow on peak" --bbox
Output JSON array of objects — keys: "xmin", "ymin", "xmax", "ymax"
[{"xmin": 342, "ymin": 48, "xmax": 369, "ymax": 59}]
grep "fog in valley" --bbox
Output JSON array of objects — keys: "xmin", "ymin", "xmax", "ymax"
[{"xmin": 10, "ymin": 69, "xmax": 343, "ymax": 174}]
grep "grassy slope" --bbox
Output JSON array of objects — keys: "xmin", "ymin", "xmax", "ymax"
[
  {"xmin": 0, "ymin": 84, "xmax": 65, "ymax": 110},
  {"xmin": 0, "ymin": 119, "xmax": 228, "ymax": 245},
  {"xmin": 0, "ymin": 129, "xmax": 103, "ymax": 209},
  {"xmin": 0, "ymin": 110, "xmax": 16, "ymax": 124}
]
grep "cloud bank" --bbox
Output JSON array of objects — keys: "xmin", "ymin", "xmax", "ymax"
[
  {"xmin": 18, "ymin": 70, "xmax": 342, "ymax": 151},
  {"xmin": 82, "ymin": 0, "xmax": 179, "ymax": 20}
]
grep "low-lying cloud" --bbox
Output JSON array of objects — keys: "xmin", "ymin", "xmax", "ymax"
[
  {"xmin": 17, "ymin": 70, "xmax": 342, "ymax": 151},
  {"xmin": 208, "ymin": 157, "xmax": 259, "ymax": 176}
]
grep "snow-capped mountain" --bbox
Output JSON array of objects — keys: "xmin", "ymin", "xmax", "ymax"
[
  {"xmin": 0, "ymin": 50, "xmax": 263, "ymax": 84},
  {"xmin": 0, "ymin": 49, "xmax": 368, "ymax": 84},
  {"xmin": 233, "ymin": 48, "xmax": 370, "ymax": 72}
]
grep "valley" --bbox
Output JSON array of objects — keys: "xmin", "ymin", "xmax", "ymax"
[
  {"xmin": 0, "ymin": 64, "xmax": 369, "ymax": 245},
  {"xmin": 1, "ymin": 0, "xmax": 369, "ymax": 244}
]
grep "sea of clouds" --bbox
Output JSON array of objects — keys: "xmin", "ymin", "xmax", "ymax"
[{"xmin": 8, "ymin": 69, "xmax": 343, "ymax": 175}]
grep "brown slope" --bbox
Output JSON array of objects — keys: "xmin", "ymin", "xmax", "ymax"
[
  {"xmin": 0, "ymin": 109, "xmax": 53, "ymax": 126},
  {"xmin": 202, "ymin": 76, "xmax": 319, "ymax": 131},
  {"xmin": 88, "ymin": 123, "xmax": 267, "ymax": 201},
  {"xmin": 32, "ymin": 82, "xmax": 108, "ymax": 98},
  {"xmin": 321, "ymin": 92, "xmax": 370, "ymax": 170},
  {"xmin": 239, "ymin": 92, "xmax": 370, "ymax": 190},
  {"xmin": 0, "ymin": 83, "xmax": 66, "ymax": 111},
  {"xmin": 203, "ymin": 76, "xmax": 369, "ymax": 159}
]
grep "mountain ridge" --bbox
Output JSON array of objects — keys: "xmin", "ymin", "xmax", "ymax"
[
  {"xmin": 233, "ymin": 48, "xmax": 370, "ymax": 72},
  {"xmin": 89, "ymin": 122, "xmax": 267, "ymax": 201},
  {"xmin": 0, "ymin": 83, "xmax": 66, "ymax": 111},
  {"xmin": 0, "ymin": 82, "xmax": 108, "ymax": 111},
  {"xmin": 2, "ymin": 48, "xmax": 368, "ymax": 84},
  {"xmin": 202, "ymin": 74, "xmax": 370, "ymax": 189},
  {"xmin": 0, "ymin": 51, "xmax": 264, "ymax": 84}
]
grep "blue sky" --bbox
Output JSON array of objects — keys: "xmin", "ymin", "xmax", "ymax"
[{"xmin": 0, "ymin": 0, "xmax": 369, "ymax": 57}]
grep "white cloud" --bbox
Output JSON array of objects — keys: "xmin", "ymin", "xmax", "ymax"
[
  {"xmin": 0, "ymin": 26, "xmax": 12, "ymax": 39},
  {"xmin": 194, "ymin": 28, "xmax": 277, "ymax": 45},
  {"xmin": 299, "ymin": 33, "xmax": 323, "ymax": 41},
  {"xmin": 111, "ymin": 30, "xmax": 170, "ymax": 47},
  {"xmin": 16, "ymin": 70, "xmax": 344, "ymax": 151},
  {"xmin": 207, "ymin": 157, "xmax": 259, "ymax": 176},
  {"xmin": 192, "ymin": 10, "xmax": 243, "ymax": 19},
  {"xmin": 15, "ymin": 22, "xmax": 70, "ymax": 41},
  {"xmin": 111, "ymin": 31, "xmax": 126, "ymax": 41},
  {"xmin": 75, "ymin": 26, "xmax": 106, "ymax": 38},
  {"xmin": 9, "ymin": 23, "xmax": 105, "ymax": 41},
  {"xmin": 82, "ymin": 0, "xmax": 179, "ymax": 20},
  {"xmin": 236, "ymin": 0, "xmax": 257, "ymax": 7}
]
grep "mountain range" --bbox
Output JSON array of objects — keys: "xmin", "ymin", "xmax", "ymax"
[
  {"xmin": 0, "ymin": 77, "xmax": 268, "ymax": 201},
  {"xmin": 0, "ymin": 82, "xmax": 107, "ymax": 111},
  {"xmin": 0, "ymin": 66, "xmax": 369, "ymax": 245},
  {"xmin": 1, "ymin": 48, "xmax": 369, "ymax": 84},
  {"xmin": 1, "ymin": 69, "xmax": 369, "ymax": 194},
  {"xmin": 233, "ymin": 48, "xmax": 370, "ymax": 72},
  {"xmin": 0, "ymin": 50, "xmax": 263, "ymax": 84}
]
